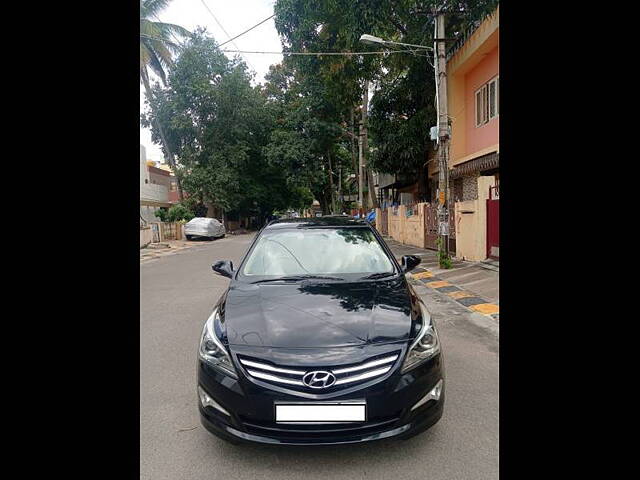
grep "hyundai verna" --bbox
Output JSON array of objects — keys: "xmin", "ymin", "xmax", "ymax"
[{"xmin": 197, "ymin": 216, "xmax": 444, "ymax": 445}]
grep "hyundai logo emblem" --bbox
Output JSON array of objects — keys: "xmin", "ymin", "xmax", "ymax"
[{"xmin": 302, "ymin": 370, "xmax": 337, "ymax": 389}]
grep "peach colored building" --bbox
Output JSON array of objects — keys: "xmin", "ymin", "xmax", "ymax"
[{"xmin": 428, "ymin": 6, "xmax": 499, "ymax": 261}]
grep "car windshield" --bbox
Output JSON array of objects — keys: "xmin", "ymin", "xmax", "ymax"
[{"xmin": 241, "ymin": 228, "xmax": 395, "ymax": 278}]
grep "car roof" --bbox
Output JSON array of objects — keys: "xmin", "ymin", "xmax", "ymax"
[{"xmin": 265, "ymin": 216, "xmax": 368, "ymax": 229}]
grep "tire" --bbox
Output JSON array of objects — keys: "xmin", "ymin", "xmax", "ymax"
[{"xmin": 186, "ymin": 235, "xmax": 193, "ymax": 241}]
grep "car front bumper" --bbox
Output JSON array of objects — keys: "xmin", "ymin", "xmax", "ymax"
[
  {"xmin": 197, "ymin": 355, "xmax": 444, "ymax": 445},
  {"xmin": 199, "ymin": 394, "xmax": 443, "ymax": 445}
]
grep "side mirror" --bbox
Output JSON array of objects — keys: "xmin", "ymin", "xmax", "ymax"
[
  {"xmin": 212, "ymin": 260, "xmax": 234, "ymax": 278},
  {"xmin": 401, "ymin": 255, "xmax": 421, "ymax": 273}
]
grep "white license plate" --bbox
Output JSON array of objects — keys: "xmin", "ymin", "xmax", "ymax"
[{"xmin": 275, "ymin": 403, "xmax": 366, "ymax": 423}]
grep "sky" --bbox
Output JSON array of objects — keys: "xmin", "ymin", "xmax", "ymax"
[{"xmin": 141, "ymin": 0, "xmax": 283, "ymax": 163}]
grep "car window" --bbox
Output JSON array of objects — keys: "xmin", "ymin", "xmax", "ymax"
[{"xmin": 241, "ymin": 228, "xmax": 394, "ymax": 277}]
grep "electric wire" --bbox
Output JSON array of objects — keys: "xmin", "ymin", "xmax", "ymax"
[
  {"xmin": 218, "ymin": 14, "xmax": 276, "ymax": 48},
  {"xmin": 141, "ymin": 35, "xmax": 434, "ymax": 58},
  {"xmin": 198, "ymin": 0, "xmax": 255, "ymax": 70},
  {"xmin": 219, "ymin": 49, "xmax": 418, "ymax": 56}
]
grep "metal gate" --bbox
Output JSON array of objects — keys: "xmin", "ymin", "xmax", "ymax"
[
  {"xmin": 424, "ymin": 204, "xmax": 456, "ymax": 254},
  {"xmin": 486, "ymin": 186, "xmax": 499, "ymax": 259},
  {"xmin": 151, "ymin": 223, "xmax": 160, "ymax": 243},
  {"xmin": 425, "ymin": 204, "xmax": 438, "ymax": 250}
]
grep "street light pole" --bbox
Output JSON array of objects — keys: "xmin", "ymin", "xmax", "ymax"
[
  {"xmin": 359, "ymin": 29, "xmax": 449, "ymax": 263},
  {"xmin": 434, "ymin": 11, "xmax": 450, "ymax": 266},
  {"xmin": 358, "ymin": 117, "xmax": 364, "ymax": 210}
]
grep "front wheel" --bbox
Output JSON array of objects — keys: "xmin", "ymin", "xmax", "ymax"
[{"xmin": 186, "ymin": 235, "xmax": 193, "ymax": 241}]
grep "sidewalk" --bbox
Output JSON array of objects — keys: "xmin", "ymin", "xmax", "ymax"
[
  {"xmin": 384, "ymin": 236, "xmax": 499, "ymax": 320},
  {"xmin": 140, "ymin": 239, "xmax": 207, "ymax": 263}
]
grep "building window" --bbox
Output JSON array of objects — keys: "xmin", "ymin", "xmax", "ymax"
[{"xmin": 475, "ymin": 76, "xmax": 499, "ymax": 127}]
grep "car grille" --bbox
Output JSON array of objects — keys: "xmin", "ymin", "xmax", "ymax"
[
  {"xmin": 237, "ymin": 352, "xmax": 400, "ymax": 391},
  {"xmin": 239, "ymin": 416, "xmax": 402, "ymax": 441}
]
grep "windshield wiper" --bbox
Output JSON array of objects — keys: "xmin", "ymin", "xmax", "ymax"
[
  {"xmin": 251, "ymin": 275, "xmax": 344, "ymax": 284},
  {"xmin": 360, "ymin": 272, "xmax": 396, "ymax": 280}
]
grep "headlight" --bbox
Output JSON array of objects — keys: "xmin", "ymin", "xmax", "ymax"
[
  {"xmin": 198, "ymin": 307, "xmax": 237, "ymax": 378},
  {"xmin": 401, "ymin": 301, "xmax": 440, "ymax": 373}
]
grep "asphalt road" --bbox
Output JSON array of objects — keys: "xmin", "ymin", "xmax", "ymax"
[{"xmin": 140, "ymin": 233, "xmax": 498, "ymax": 480}]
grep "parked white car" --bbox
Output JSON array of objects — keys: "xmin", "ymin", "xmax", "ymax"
[{"xmin": 184, "ymin": 217, "xmax": 225, "ymax": 240}]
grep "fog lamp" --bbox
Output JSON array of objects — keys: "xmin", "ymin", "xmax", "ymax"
[
  {"xmin": 198, "ymin": 386, "xmax": 230, "ymax": 416},
  {"xmin": 410, "ymin": 379, "xmax": 443, "ymax": 411}
]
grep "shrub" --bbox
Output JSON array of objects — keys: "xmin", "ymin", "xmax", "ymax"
[
  {"xmin": 154, "ymin": 208, "xmax": 169, "ymax": 222},
  {"xmin": 436, "ymin": 237, "xmax": 453, "ymax": 269},
  {"xmin": 165, "ymin": 204, "xmax": 195, "ymax": 222},
  {"xmin": 155, "ymin": 203, "xmax": 195, "ymax": 223}
]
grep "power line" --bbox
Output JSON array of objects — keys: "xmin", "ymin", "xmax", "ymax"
[
  {"xmin": 142, "ymin": 34, "xmax": 433, "ymax": 58},
  {"xmin": 199, "ymin": 0, "xmax": 234, "ymax": 41},
  {"xmin": 198, "ymin": 0, "xmax": 255, "ymax": 70},
  {"xmin": 220, "ymin": 49, "xmax": 424, "ymax": 56},
  {"xmin": 218, "ymin": 14, "xmax": 276, "ymax": 48}
]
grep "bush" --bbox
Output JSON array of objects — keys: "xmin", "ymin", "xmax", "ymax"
[
  {"xmin": 154, "ymin": 208, "xmax": 169, "ymax": 222},
  {"xmin": 155, "ymin": 203, "xmax": 195, "ymax": 223},
  {"xmin": 166, "ymin": 204, "xmax": 195, "ymax": 222},
  {"xmin": 435, "ymin": 237, "xmax": 453, "ymax": 269}
]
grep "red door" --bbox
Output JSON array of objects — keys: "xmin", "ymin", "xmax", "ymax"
[{"xmin": 486, "ymin": 187, "xmax": 499, "ymax": 259}]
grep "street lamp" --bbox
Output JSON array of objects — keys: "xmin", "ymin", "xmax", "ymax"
[
  {"xmin": 359, "ymin": 34, "xmax": 433, "ymax": 51},
  {"xmin": 360, "ymin": 28, "xmax": 450, "ymax": 267}
]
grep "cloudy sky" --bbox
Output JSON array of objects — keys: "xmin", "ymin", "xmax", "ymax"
[{"xmin": 141, "ymin": 0, "xmax": 283, "ymax": 163}]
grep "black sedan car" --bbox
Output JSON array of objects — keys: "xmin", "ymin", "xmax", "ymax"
[{"xmin": 197, "ymin": 216, "xmax": 444, "ymax": 445}]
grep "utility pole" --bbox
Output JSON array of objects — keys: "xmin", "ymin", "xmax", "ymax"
[
  {"xmin": 435, "ymin": 10, "xmax": 450, "ymax": 266},
  {"xmin": 358, "ymin": 114, "xmax": 364, "ymax": 211},
  {"xmin": 361, "ymin": 81, "xmax": 379, "ymax": 210},
  {"xmin": 328, "ymin": 152, "xmax": 336, "ymax": 214}
]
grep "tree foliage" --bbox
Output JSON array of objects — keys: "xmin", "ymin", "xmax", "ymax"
[
  {"xmin": 141, "ymin": 31, "xmax": 313, "ymax": 219},
  {"xmin": 155, "ymin": 203, "xmax": 195, "ymax": 222},
  {"xmin": 140, "ymin": 1, "xmax": 499, "ymax": 218},
  {"xmin": 140, "ymin": 0, "xmax": 190, "ymax": 88},
  {"xmin": 272, "ymin": 0, "xmax": 499, "ymax": 200},
  {"xmin": 262, "ymin": 59, "xmax": 351, "ymax": 214}
]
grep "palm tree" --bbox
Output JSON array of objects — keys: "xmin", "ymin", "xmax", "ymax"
[{"xmin": 140, "ymin": 0, "xmax": 190, "ymax": 199}]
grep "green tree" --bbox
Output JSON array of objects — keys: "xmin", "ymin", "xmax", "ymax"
[
  {"xmin": 142, "ymin": 31, "xmax": 309, "ymax": 223},
  {"xmin": 140, "ymin": 0, "xmax": 190, "ymax": 198},
  {"xmin": 272, "ymin": 0, "xmax": 499, "ymax": 204},
  {"xmin": 262, "ymin": 58, "xmax": 351, "ymax": 215}
]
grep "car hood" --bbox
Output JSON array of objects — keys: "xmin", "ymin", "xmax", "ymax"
[{"xmin": 220, "ymin": 278, "xmax": 416, "ymax": 349}]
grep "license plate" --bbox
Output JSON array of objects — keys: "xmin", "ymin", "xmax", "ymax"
[{"xmin": 275, "ymin": 402, "xmax": 366, "ymax": 423}]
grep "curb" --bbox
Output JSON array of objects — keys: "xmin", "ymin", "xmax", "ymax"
[{"xmin": 409, "ymin": 267, "xmax": 499, "ymax": 321}]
